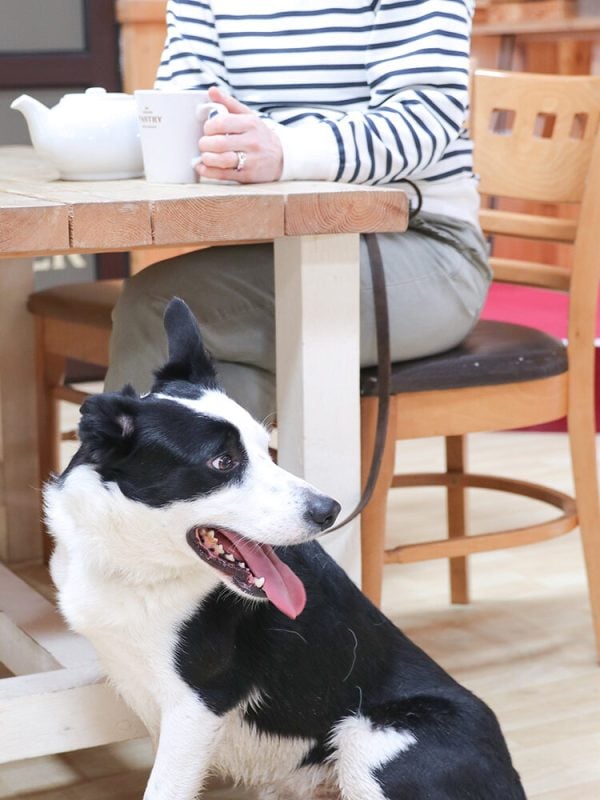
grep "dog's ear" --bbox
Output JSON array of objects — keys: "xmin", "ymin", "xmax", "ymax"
[
  {"xmin": 151, "ymin": 297, "xmax": 219, "ymax": 392},
  {"xmin": 78, "ymin": 386, "xmax": 140, "ymax": 464}
]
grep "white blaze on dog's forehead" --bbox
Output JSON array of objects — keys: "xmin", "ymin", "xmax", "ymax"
[{"xmin": 156, "ymin": 390, "xmax": 269, "ymax": 450}]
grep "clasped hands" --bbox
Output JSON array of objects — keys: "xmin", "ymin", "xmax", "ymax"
[{"xmin": 196, "ymin": 87, "xmax": 283, "ymax": 184}]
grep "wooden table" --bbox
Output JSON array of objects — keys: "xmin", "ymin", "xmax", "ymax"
[{"xmin": 0, "ymin": 146, "xmax": 408, "ymax": 762}]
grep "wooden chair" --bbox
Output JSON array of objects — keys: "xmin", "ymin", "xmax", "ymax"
[
  {"xmin": 27, "ymin": 71, "xmax": 600, "ymax": 665},
  {"xmin": 27, "ymin": 280, "xmax": 122, "ymax": 555},
  {"xmin": 360, "ymin": 69, "xmax": 600, "ymax": 661}
]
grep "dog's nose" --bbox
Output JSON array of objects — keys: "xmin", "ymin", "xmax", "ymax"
[{"xmin": 306, "ymin": 493, "xmax": 341, "ymax": 531}]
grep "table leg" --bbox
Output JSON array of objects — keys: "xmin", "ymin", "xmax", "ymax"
[
  {"xmin": 274, "ymin": 234, "xmax": 361, "ymax": 587},
  {"xmin": 0, "ymin": 259, "xmax": 42, "ymax": 563}
]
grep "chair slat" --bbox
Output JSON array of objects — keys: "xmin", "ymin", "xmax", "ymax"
[
  {"xmin": 489, "ymin": 257, "xmax": 571, "ymax": 290},
  {"xmin": 479, "ymin": 208, "xmax": 577, "ymax": 242}
]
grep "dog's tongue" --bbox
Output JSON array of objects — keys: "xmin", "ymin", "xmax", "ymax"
[{"xmin": 225, "ymin": 531, "xmax": 306, "ymax": 619}]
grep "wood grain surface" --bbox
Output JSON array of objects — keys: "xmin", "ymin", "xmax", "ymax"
[{"xmin": 0, "ymin": 147, "xmax": 408, "ymax": 258}]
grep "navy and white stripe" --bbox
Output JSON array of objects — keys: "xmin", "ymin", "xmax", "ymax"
[{"xmin": 156, "ymin": 0, "xmax": 478, "ymax": 218}]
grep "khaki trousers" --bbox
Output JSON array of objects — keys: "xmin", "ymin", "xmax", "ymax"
[{"xmin": 105, "ymin": 212, "xmax": 491, "ymax": 423}]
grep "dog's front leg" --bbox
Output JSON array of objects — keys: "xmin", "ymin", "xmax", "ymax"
[{"xmin": 144, "ymin": 692, "xmax": 222, "ymax": 800}]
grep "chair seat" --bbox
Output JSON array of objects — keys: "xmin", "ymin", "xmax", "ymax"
[
  {"xmin": 27, "ymin": 280, "xmax": 123, "ymax": 329},
  {"xmin": 360, "ymin": 320, "xmax": 568, "ymax": 396}
]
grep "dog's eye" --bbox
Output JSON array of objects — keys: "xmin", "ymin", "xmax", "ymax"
[{"xmin": 209, "ymin": 454, "xmax": 237, "ymax": 472}]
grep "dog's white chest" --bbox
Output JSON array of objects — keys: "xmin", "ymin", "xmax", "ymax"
[{"xmin": 52, "ymin": 545, "xmax": 210, "ymax": 732}]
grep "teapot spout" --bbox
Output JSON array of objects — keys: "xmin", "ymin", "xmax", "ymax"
[{"xmin": 10, "ymin": 94, "xmax": 52, "ymax": 157}]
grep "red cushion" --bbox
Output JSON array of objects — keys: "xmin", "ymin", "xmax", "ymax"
[
  {"xmin": 481, "ymin": 284, "xmax": 600, "ymax": 432},
  {"xmin": 481, "ymin": 284, "xmax": 571, "ymax": 339}
]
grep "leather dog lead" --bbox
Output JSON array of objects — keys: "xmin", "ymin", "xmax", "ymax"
[
  {"xmin": 327, "ymin": 181, "xmax": 422, "ymax": 533},
  {"xmin": 326, "ymin": 231, "xmax": 391, "ymax": 533}
]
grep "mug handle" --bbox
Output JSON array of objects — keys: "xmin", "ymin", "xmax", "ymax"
[
  {"xmin": 195, "ymin": 101, "xmax": 228, "ymax": 124},
  {"xmin": 192, "ymin": 102, "xmax": 228, "ymax": 172}
]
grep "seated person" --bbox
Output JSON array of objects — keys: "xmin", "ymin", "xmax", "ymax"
[{"xmin": 105, "ymin": 0, "xmax": 490, "ymax": 425}]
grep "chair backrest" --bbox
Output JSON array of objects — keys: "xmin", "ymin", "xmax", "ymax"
[
  {"xmin": 473, "ymin": 70, "xmax": 600, "ymax": 204},
  {"xmin": 472, "ymin": 69, "xmax": 600, "ymax": 405}
]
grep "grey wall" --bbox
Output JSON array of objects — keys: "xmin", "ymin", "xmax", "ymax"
[
  {"xmin": 1, "ymin": 88, "xmax": 65, "ymax": 144},
  {"xmin": 0, "ymin": 0, "xmax": 86, "ymax": 144},
  {"xmin": 1, "ymin": 0, "xmax": 95, "ymax": 284},
  {"xmin": 0, "ymin": 0, "xmax": 85, "ymax": 53}
]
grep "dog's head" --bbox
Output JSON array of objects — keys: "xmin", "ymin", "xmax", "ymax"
[{"xmin": 45, "ymin": 298, "xmax": 340, "ymax": 619}]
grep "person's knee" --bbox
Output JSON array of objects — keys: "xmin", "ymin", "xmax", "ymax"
[{"xmin": 113, "ymin": 260, "xmax": 175, "ymax": 320}]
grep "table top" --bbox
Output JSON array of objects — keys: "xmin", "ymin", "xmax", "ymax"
[{"xmin": 0, "ymin": 147, "xmax": 408, "ymax": 258}]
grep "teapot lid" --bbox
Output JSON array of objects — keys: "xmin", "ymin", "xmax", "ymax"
[{"xmin": 59, "ymin": 87, "xmax": 132, "ymax": 103}]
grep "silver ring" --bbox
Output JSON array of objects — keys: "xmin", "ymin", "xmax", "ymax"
[{"xmin": 235, "ymin": 151, "xmax": 247, "ymax": 171}]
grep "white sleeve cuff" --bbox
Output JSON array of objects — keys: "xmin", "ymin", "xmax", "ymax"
[{"xmin": 266, "ymin": 120, "xmax": 340, "ymax": 182}]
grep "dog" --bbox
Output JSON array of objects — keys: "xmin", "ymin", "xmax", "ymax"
[{"xmin": 45, "ymin": 298, "xmax": 527, "ymax": 800}]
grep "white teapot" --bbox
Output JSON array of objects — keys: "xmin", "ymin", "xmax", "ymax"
[{"xmin": 11, "ymin": 87, "xmax": 144, "ymax": 180}]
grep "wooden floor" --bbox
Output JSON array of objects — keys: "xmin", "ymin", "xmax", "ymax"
[{"xmin": 1, "ymin": 420, "xmax": 600, "ymax": 798}]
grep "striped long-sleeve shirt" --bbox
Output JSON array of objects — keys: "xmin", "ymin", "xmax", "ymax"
[{"xmin": 156, "ymin": 0, "xmax": 480, "ymax": 224}]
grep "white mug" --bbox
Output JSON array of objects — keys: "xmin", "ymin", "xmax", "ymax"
[{"xmin": 134, "ymin": 90, "xmax": 227, "ymax": 183}]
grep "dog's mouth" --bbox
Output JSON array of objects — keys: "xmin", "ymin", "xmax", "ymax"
[{"xmin": 187, "ymin": 526, "xmax": 306, "ymax": 619}]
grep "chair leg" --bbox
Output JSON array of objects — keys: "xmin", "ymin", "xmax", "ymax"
[
  {"xmin": 38, "ymin": 358, "xmax": 66, "ymax": 485},
  {"xmin": 446, "ymin": 435, "xmax": 470, "ymax": 604},
  {"xmin": 568, "ymin": 400, "xmax": 600, "ymax": 662},
  {"xmin": 33, "ymin": 320, "xmax": 66, "ymax": 562},
  {"xmin": 360, "ymin": 396, "xmax": 398, "ymax": 607}
]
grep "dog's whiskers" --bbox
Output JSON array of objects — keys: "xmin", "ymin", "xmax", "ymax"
[{"xmin": 261, "ymin": 411, "xmax": 277, "ymax": 430}]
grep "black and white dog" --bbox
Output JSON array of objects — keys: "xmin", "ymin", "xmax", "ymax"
[{"xmin": 46, "ymin": 299, "xmax": 526, "ymax": 800}]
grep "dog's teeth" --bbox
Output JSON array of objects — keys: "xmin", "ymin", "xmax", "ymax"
[
  {"xmin": 238, "ymin": 561, "xmax": 246, "ymax": 569},
  {"xmin": 216, "ymin": 544, "xmax": 225, "ymax": 555},
  {"xmin": 224, "ymin": 553, "xmax": 235, "ymax": 562},
  {"xmin": 254, "ymin": 577, "xmax": 265, "ymax": 589}
]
